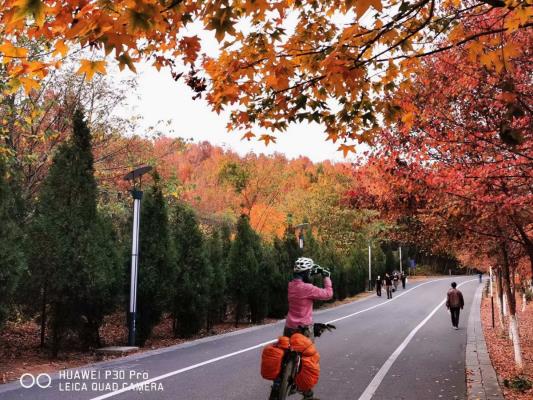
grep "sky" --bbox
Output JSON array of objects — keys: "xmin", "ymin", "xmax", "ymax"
[
  {"xmin": 127, "ymin": 64, "xmax": 352, "ymax": 163},
  {"xmin": 116, "ymin": 11, "xmax": 365, "ymax": 163}
]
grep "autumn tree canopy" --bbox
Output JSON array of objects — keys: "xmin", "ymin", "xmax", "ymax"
[{"xmin": 0, "ymin": 0, "xmax": 531, "ymax": 155}]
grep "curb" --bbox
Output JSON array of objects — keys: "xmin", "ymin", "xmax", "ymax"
[{"xmin": 466, "ymin": 284, "xmax": 505, "ymax": 400}]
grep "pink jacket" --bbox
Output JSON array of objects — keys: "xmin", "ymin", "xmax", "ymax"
[{"xmin": 285, "ymin": 277, "xmax": 333, "ymax": 329}]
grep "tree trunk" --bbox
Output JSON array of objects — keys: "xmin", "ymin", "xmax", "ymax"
[
  {"xmin": 503, "ymin": 292, "xmax": 508, "ymax": 317},
  {"xmin": 496, "ymin": 267, "xmax": 505, "ymax": 330},
  {"xmin": 509, "ymin": 314, "xmax": 523, "ymax": 370},
  {"xmin": 513, "ymin": 220, "xmax": 533, "ymax": 278},
  {"xmin": 501, "ymin": 241, "xmax": 524, "ymax": 371},
  {"xmin": 40, "ymin": 285, "xmax": 47, "ymax": 348}
]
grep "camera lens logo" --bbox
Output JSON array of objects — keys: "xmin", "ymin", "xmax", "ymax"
[{"xmin": 20, "ymin": 373, "xmax": 52, "ymax": 389}]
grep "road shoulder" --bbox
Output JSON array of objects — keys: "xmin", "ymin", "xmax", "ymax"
[{"xmin": 466, "ymin": 285, "xmax": 504, "ymax": 400}]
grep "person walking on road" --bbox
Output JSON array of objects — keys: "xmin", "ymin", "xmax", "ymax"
[
  {"xmin": 384, "ymin": 273, "xmax": 393, "ymax": 299},
  {"xmin": 446, "ymin": 282, "xmax": 464, "ymax": 329},
  {"xmin": 478, "ymin": 272, "xmax": 482, "ymax": 283},
  {"xmin": 375, "ymin": 276, "xmax": 382, "ymax": 297},
  {"xmin": 401, "ymin": 273, "xmax": 406, "ymax": 289},
  {"xmin": 393, "ymin": 272, "xmax": 399, "ymax": 292}
]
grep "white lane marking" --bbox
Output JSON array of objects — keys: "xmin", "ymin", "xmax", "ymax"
[
  {"xmin": 88, "ymin": 341, "xmax": 277, "ymax": 400},
  {"xmin": 326, "ymin": 278, "xmax": 447, "ymax": 325},
  {"xmin": 89, "ymin": 277, "xmax": 457, "ymax": 400},
  {"xmin": 357, "ymin": 279, "xmax": 478, "ymax": 400}
]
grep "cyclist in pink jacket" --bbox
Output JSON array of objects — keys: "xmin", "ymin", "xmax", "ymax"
[
  {"xmin": 273, "ymin": 257, "xmax": 333, "ymax": 400},
  {"xmin": 283, "ymin": 257, "xmax": 334, "ymax": 339}
]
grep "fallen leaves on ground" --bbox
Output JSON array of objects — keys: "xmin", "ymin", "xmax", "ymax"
[
  {"xmin": 481, "ymin": 293, "xmax": 533, "ymax": 400},
  {"xmin": 0, "ymin": 312, "xmax": 278, "ymax": 384}
]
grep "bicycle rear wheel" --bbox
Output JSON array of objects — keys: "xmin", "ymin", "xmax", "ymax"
[{"xmin": 278, "ymin": 357, "xmax": 294, "ymax": 400}]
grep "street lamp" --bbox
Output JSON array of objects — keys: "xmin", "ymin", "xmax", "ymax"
[{"xmin": 124, "ymin": 165, "xmax": 152, "ymax": 346}]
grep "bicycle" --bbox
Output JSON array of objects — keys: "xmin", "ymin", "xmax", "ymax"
[{"xmin": 269, "ymin": 323, "xmax": 336, "ymax": 400}]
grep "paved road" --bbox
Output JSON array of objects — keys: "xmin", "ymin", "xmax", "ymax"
[{"xmin": 0, "ymin": 276, "xmax": 481, "ymax": 400}]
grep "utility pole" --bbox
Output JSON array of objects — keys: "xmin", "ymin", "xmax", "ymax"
[
  {"xmin": 368, "ymin": 244, "xmax": 372, "ymax": 291},
  {"xmin": 399, "ymin": 246, "xmax": 402, "ymax": 274}
]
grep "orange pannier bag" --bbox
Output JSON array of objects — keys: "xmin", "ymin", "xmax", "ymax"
[
  {"xmin": 289, "ymin": 333, "xmax": 320, "ymax": 392},
  {"xmin": 261, "ymin": 337, "xmax": 289, "ymax": 380},
  {"xmin": 289, "ymin": 333, "xmax": 316, "ymax": 356},
  {"xmin": 290, "ymin": 333, "xmax": 320, "ymax": 392},
  {"xmin": 295, "ymin": 352, "xmax": 320, "ymax": 391}
]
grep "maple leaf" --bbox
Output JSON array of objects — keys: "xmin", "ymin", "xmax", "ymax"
[
  {"xmin": 19, "ymin": 77, "xmax": 39, "ymax": 94},
  {"xmin": 53, "ymin": 40, "xmax": 69, "ymax": 58},
  {"xmin": 179, "ymin": 36, "xmax": 201, "ymax": 65},
  {"xmin": 355, "ymin": 0, "xmax": 382, "ymax": 18},
  {"xmin": 326, "ymin": 131, "xmax": 339, "ymax": 143},
  {"xmin": 0, "ymin": 42, "xmax": 29, "ymax": 63},
  {"xmin": 259, "ymin": 134, "xmax": 277, "ymax": 145},
  {"xmin": 338, "ymin": 144, "xmax": 356, "ymax": 157},
  {"xmin": 241, "ymin": 132, "xmax": 255, "ymax": 141},
  {"xmin": 127, "ymin": 9, "xmax": 153, "ymax": 33},
  {"xmin": 117, "ymin": 54, "xmax": 137, "ymax": 73},
  {"xmin": 243, "ymin": 0, "xmax": 270, "ymax": 15},
  {"xmin": 206, "ymin": 7, "xmax": 236, "ymax": 42},
  {"xmin": 13, "ymin": 0, "xmax": 46, "ymax": 27},
  {"xmin": 77, "ymin": 59, "xmax": 107, "ymax": 80}
]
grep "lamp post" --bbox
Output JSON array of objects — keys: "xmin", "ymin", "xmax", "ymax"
[{"xmin": 124, "ymin": 165, "xmax": 152, "ymax": 346}]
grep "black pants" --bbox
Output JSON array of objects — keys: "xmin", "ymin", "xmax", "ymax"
[
  {"xmin": 376, "ymin": 286, "xmax": 381, "ymax": 296},
  {"xmin": 386, "ymin": 285, "xmax": 392, "ymax": 299},
  {"xmin": 401, "ymin": 280, "xmax": 406, "ymax": 289},
  {"xmin": 450, "ymin": 307, "xmax": 461, "ymax": 327}
]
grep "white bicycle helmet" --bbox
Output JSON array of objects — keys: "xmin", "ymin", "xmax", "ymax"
[{"xmin": 294, "ymin": 257, "xmax": 314, "ymax": 273}]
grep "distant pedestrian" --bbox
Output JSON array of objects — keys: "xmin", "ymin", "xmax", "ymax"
[
  {"xmin": 393, "ymin": 273, "xmax": 399, "ymax": 291},
  {"xmin": 384, "ymin": 273, "xmax": 393, "ymax": 299},
  {"xmin": 401, "ymin": 273, "xmax": 406, "ymax": 289},
  {"xmin": 478, "ymin": 272, "xmax": 482, "ymax": 283},
  {"xmin": 446, "ymin": 282, "xmax": 464, "ymax": 329},
  {"xmin": 375, "ymin": 276, "xmax": 382, "ymax": 297}
]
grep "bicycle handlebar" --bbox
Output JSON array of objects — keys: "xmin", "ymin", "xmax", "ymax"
[{"xmin": 313, "ymin": 323, "xmax": 336, "ymax": 337}]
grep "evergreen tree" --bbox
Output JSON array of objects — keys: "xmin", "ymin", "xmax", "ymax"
[
  {"xmin": 28, "ymin": 111, "xmax": 121, "ymax": 355},
  {"xmin": 250, "ymin": 242, "xmax": 270, "ymax": 323},
  {"xmin": 136, "ymin": 172, "xmax": 173, "ymax": 346},
  {"xmin": 170, "ymin": 201, "xmax": 211, "ymax": 337},
  {"xmin": 346, "ymin": 248, "xmax": 368, "ymax": 296},
  {"xmin": 316, "ymin": 241, "xmax": 343, "ymax": 301},
  {"xmin": 220, "ymin": 221, "xmax": 232, "ymax": 260},
  {"xmin": 269, "ymin": 237, "xmax": 291, "ymax": 318},
  {"xmin": 267, "ymin": 224, "xmax": 302, "ymax": 318},
  {"xmin": 301, "ymin": 225, "xmax": 320, "ymax": 260},
  {"xmin": 206, "ymin": 226, "xmax": 227, "ymax": 329},
  {"xmin": 0, "ymin": 160, "xmax": 26, "ymax": 328},
  {"xmin": 384, "ymin": 245, "xmax": 397, "ymax": 273},
  {"xmin": 268, "ymin": 224, "xmax": 306, "ymax": 319},
  {"xmin": 227, "ymin": 215, "xmax": 261, "ymax": 325},
  {"xmin": 284, "ymin": 224, "xmax": 303, "ymax": 265}
]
